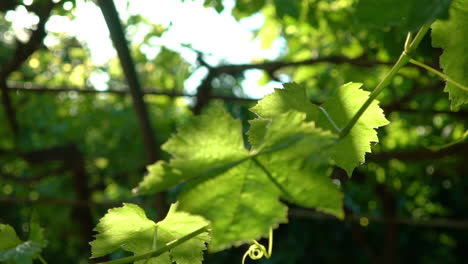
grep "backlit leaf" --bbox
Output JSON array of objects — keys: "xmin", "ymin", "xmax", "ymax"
[
  {"xmin": 431, "ymin": 0, "xmax": 468, "ymax": 108},
  {"xmin": 136, "ymin": 104, "xmax": 344, "ymax": 251},
  {"xmin": 90, "ymin": 203, "xmax": 210, "ymax": 264},
  {"xmin": 316, "ymin": 83, "xmax": 389, "ymax": 175}
]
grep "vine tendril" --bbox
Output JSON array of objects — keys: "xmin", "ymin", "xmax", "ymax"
[{"xmin": 241, "ymin": 228, "xmax": 273, "ymax": 264}]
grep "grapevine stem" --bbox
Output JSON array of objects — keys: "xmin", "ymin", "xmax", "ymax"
[
  {"xmin": 409, "ymin": 59, "xmax": 468, "ymax": 91},
  {"xmin": 339, "ymin": 53, "xmax": 410, "ymax": 138},
  {"xmin": 339, "ymin": 24, "xmax": 431, "ymax": 138},
  {"xmin": 97, "ymin": 225, "xmax": 209, "ymax": 264},
  {"xmin": 406, "ymin": 24, "xmax": 431, "ymax": 54},
  {"xmin": 404, "ymin": 32, "xmax": 414, "ymax": 51},
  {"xmin": 268, "ymin": 227, "xmax": 273, "ymax": 256},
  {"xmin": 38, "ymin": 255, "xmax": 48, "ymax": 264}
]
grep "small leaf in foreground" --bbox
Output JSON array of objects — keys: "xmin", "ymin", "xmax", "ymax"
[
  {"xmin": 90, "ymin": 203, "xmax": 157, "ymax": 258},
  {"xmin": 316, "ymin": 83, "xmax": 389, "ymax": 175},
  {"xmin": 0, "ymin": 221, "xmax": 47, "ymax": 264},
  {"xmin": 90, "ymin": 203, "xmax": 210, "ymax": 264},
  {"xmin": 0, "ymin": 224, "xmax": 22, "ymax": 250}
]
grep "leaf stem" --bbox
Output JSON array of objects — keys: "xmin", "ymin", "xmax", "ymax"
[
  {"xmin": 318, "ymin": 106, "xmax": 341, "ymax": 133},
  {"xmin": 339, "ymin": 24, "xmax": 431, "ymax": 138},
  {"xmin": 97, "ymin": 225, "xmax": 209, "ymax": 264},
  {"xmin": 38, "ymin": 255, "xmax": 48, "ymax": 264},
  {"xmin": 409, "ymin": 59, "xmax": 468, "ymax": 91}
]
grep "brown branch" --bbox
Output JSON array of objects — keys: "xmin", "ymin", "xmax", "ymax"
[
  {"xmin": 0, "ymin": 0, "xmax": 57, "ymax": 77},
  {"xmin": 0, "ymin": 79, "xmax": 18, "ymax": 135},
  {"xmin": 193, "ymin": 71, "xmax": 216, "ymax": 114},
  {"xmin": 96, "ymin": 0, "xmax": 159, "ymax": 162},
  {"xmin": 375, "ymin": 184, "xmax": 398, "ymax": 264},
  {"xmin": 0, "ymin": 144, "xmax": 96, "ymax": 251},
  {"xmin": 2, "ymin": 197, "xmax": 468, "ymax": 230},
  {"xmin": 289, "ymin": 208, "xmax": 468, "ymax": 230},
  {"xmin": 0, "ymin": 0, "xmax": 58, "ymax": 136},
  {"xmin": 0, "ymin": 166, "xmax": 66, "ymax": 183},
  {"xmin": 344, "ymin": 206, "xmax": 379, "ymax": 264},
  {"xmin": 214, "ymin": 55, "xmax": 395, "ymax": 74},
  {"xmin": 96, "ymin": 0, "xmax": 167, "ymax": 218},
  {"xmin": 7, "ymin": 84, "xmax": 468, "ymax": 117},
  {"xmin": 22, "ymin": 144, "xmax": 95, "ymax": 243},
  {"xmin": 6, "ymin": 83, "xmax": 257, "ymax": 102},
  {"xmin": 368, "ymin": 141, "xmax": 468, "ymax": 162},
  {"xmin": 190, "ymin": 54, "xmax": 401, "ymax": 113}
]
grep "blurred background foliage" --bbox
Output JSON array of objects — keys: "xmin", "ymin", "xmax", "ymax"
[{"xmin": 0, "ymin": 0, "xmax": 467, "ymax": 263}]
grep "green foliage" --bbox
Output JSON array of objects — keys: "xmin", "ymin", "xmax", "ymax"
[
  {"xmin": 136, "ymin": 82, "xmax": 392, "ymax": 250},
  {"xmin": 135, "ymin": 103, "xmax": 344, "ymax": 250},
  {"xmin": 0, "ymin": 225, "xmax": 22, "ymax": 250},
  {"xmin": 250, "ymin": 83, "xmax": 319, "ymax": 121},
  {"xmin": 316, "ymin": 83, "xmax": 389, "ymax": 175},
  {"xmin": 252, "ymin": 82, "xmax": 389, "ymax": 175},
  {"xmin": 354, "ymin": 0, "xmax": 453, "ymax": 31},
  {"xmin": 0, "ymin": 218, "xmax": 47, "ymax": 264},
  {"xmin": 90, "ymin": 203, "xmax": 210, "ymax": 264},
  {"xmin": 431, "ymin": 0, "xmax": 468, "ymax": 108},
  {"xmin": 1, "ymin": 0, "xmax": 468, "ymax": 263}
]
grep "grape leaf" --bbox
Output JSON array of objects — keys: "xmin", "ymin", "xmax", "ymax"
[
  {"xmin": 90, "ymin": 203, "xmax": 157, "ymax": 258},
  {"xmin": 354, "ymin": 0, "xmax": 453, "ymax": 31},
  {"xmin": 0, "ymin": 241, "xmax": 44, "ymax": 264},
  {"xmin": 250, "ymin": 82, "xmax": 389, "ymax": 176},
  {"xmin": 0, "ymin": 221, "xmax": 47, "ymax": 264},
  {"xmin": 431, "ymin": 0, "xmax": 468, "ymax": 108},
  {"xmin": 250, "ymin": 82, "xmax": 319, "ymax": 121},
  {"xmin": 90, "ymin": 203, "xmax": 210, "ymax": 264},
  {"xmin": 135, "ymin": 104, "xmax": 344, "ymax": 251},
  {"xmin": 0, "ymin": 224, "xmax": 21, "ymax": 250},
  {"xmin": 156, "ymin": 207, "xmax": 210, "ymax": 264},
  {"xmin": 316, "ymin": 83, "xmax": 389, "ymax": 176}
]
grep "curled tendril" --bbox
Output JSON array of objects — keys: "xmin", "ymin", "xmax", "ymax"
[{"xmin": 241, "ymin": 228, "xmax": 273, "ymax": 264}]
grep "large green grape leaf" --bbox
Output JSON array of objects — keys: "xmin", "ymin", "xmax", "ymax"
[
  {"xmin": 0, "ymin": 221, "xmax": 47, "ymax": 264},
  {"xmin": 90, "ymin": 203, "xmax": 210, "ymax": 264},
  {"xmin": 354, "ymin": 0, "xmax": 453, "ymax": 31},
  {"xmin": 250, "ymin": 82, "xmax": 389, "ymax": 176},
  {"xmin": 135, "ymin": 104, "xmax": 344, "ymax": 251},
  {"xmin": 316, "ymin": 83, "xmax": 389, "ymax": 176},
  {"xmin": 431, "ymin": 0, "xmax": 468, "ymax": 108}
]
